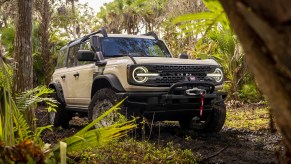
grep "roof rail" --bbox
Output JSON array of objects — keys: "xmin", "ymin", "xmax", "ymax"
[
  {"xmin": 142, "ymin": 31, "xmax": 159, "ymax": 40},
  {"xmin": 81, "ymin": 27, "xmax": 108, "ymax": 42},
  {"xmin": 67, "ymin": 27, "xmax": 108, "ymax": 45}
]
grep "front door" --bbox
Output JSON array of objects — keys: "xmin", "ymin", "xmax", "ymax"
[{"xmin": 64, "ymin": 41, "xmax": 97, "ymax": 106}]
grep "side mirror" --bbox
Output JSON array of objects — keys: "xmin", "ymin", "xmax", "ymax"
[
  {"xmin": 77, "ymin": 50, "xmax": 97, "ymax": 61},
  {"xmin": 179, "ymin": 53, "xmax": 189, "ymax": 59},
  {"xmin": 90, "ymin": 36, "xmax": 100, "ymax": 52}
]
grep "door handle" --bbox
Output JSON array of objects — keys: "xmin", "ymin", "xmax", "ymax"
[
  {"xmin": 61, "ymin": 75, "xmax": 66, "ymax": 79},
  {"xmin": 73, "ymin": 72, "xmax": 79, "ymax": 77}
]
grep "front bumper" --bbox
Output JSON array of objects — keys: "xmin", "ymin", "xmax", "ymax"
[{"xmin": 117, "ymin": 81, "xmax": 227, "ymax": 120}]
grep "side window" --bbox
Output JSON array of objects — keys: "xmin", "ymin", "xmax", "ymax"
[
  {"xmin": 78, "ymin": 41, "xmax": 93, "ymax": 66},
  {"xmin": 68, "ymin": 44, "xmax": 80, "ymax": 67},
  {"xmin": 56, "ymin": 48, "xmax": 67, "ymax": 68}
]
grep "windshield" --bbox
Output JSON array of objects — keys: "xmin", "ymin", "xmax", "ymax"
[{"xmin": 101, "ymin": 37, "xmax": 172, "ymax": 58}]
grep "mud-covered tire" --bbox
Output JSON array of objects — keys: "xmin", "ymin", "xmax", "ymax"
[
  {"xmin": 179, "ymin": 102, "xmax": 226, "ymax": 133},
  {"xmin": 88, "ymin": 88, "xmax": 141, "ymax": 128},
  {"xmin": 49, "ymin": 92, "xmax": 71, "ymax": 128},
  {"xmin": 202, "ymin": 103, "xmax": 226, "ymax": 132}
]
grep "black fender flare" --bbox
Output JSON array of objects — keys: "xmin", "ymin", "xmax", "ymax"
[
  {"xmin": 91, "ymin": 74, "xmax": 125, "ymax": 98},
  {"xmin": 48, "ymin": 81, "xmax": 65, "ymax": 105}
]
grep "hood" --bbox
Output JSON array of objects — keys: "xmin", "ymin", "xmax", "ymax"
[
  {"xmin": 106, "ymin": 56, "xmax": 219, "ymax": 66},
  {"xmin": 134, "ymin": 57, "xmax": 219, "ymax": 65}
]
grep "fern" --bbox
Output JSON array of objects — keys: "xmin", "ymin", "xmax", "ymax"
[
  {"xmin": 16, "ymin": 85, "xmax": 58, "ymax": 112},
  {"xmin": 12, "ymin": 105, "xmax": 33, "ymax": 142}
]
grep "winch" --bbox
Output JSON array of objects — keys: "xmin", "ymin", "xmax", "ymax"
[
  {"xmin": 185, "ymin": 87, "xmax": 206, "ymax": 117},
  {"xmin": 185, "ymin": 87, "xmax": 206, "ymax": 96}
]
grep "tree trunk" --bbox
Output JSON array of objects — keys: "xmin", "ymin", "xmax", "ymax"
[
  {"xmin": 39, "ymin": 0, "xmax": 52, "ymax": 85},
  {"xmin": 13, "ymin": 0, "xmax": 35, "ymax": 131},
  {"xmin": 71, "ymin": 0, "xmax": 77, "ymax": 39},
  {"xmin": 219, "ymin": 0, "xmax": 291, "ymax": 160}
]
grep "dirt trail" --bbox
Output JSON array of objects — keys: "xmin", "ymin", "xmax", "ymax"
[{"xmin": 37, "ymin": 109, "xmax": 281, "ymax": 163}]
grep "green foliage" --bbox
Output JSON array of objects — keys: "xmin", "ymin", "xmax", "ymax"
[
  {"xmin": 0, "ymin": 65, "xmax": 12, "ymax": 89},
  {"xmin": 74, "ymin": 139, "xmax": 200, "ymax": 163},
  {"xmin": 0, "ymin": 85, "xmax": 34, "ymax": 146},
  {"xmin": 53, "ymin": 98, "xmax": 137, "ymax": 161},
  {"xmin": 97, "ymin": 0, "xmax": 149, "ymax": 34},
  {"xmin": 51, "ymin": 2, "xmax": 97, "ymax": 39},
  {"xmin": 0, "ymin": 85, "xmax": 55, "ymax": 146},
  {"xmin": 16, "ymin": 86, "xmax": 58, "ymax": 113},
  {"xmin": 0, "ymin": 49, "xmax": 16, "ymax": 145},
  {"xmin": 173, "ymin": 0, "xmax": 230, "ymax": 31},
  {"xmin": 239, "ymin": 84, "xmax": 262, "ymax": 103},
  {"xmin": 0, "ymin": 26, "xmax": 15, "ymax": 56},
  {"xmin": 225, "ymin": 107, "xmax": 270, "ymax": 131},
  {"xmin": 0, "ymin": 87, "xmax": 15, "ymax": 145},
  {"xmin": 172, "ymin": 0, "xmax": 262, "ymax": 101},
  {"xmin": 0, "ymin": 20, "xmax": 61, "ymax": 86},
  {"xmin": 0, "ymin": 50, "xmax": 55, "ymax": 145}
]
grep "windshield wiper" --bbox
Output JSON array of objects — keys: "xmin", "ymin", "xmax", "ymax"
[{"xmin": 109, "ymin": 54, "xmax": 137, "ymax": 64}]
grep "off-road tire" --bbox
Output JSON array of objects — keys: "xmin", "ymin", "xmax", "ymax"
[
  {"xmin": 179, "ymin": 102, "xmax": 226, "ymax": 132},
  {"xmin": 49, "ymin": 92, "xmax": 71, "ymax": 128},
  {"xmin": 88, "ymin": 88, "xmax": 141, "ymax": 128}
]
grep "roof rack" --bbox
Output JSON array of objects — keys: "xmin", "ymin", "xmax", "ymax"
[
  {"xmin": 67, "ymin": 27, "xmax": 108, "ymax": 45},
  {"xmin": 142, "ymin": 31, "xmax": 159, "ymax": 40}
]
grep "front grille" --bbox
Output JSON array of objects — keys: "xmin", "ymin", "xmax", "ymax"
[
  {"xmin": 152, "ymin": 65, "xmax": 212, "ymax": 85},
  {"xmin": 128, "ymin": 64, "xmax": 216, "ymax": 87},
  {"xmin": 153, "ymin": 65, "xmax": 212, "ymax": 72}
]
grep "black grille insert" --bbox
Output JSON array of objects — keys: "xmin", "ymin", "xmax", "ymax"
[{"xmin": 152, "ymin": 65, "xmax": 212, "ymax": 85}]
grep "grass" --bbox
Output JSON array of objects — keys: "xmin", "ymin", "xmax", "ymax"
[
  {"xmin": 225, "ymin": 106, "xmax": 270, "ymax": 131},
  {"xmin": 70, "ymin": 139, "xmax": 200, "ymax": 164}
]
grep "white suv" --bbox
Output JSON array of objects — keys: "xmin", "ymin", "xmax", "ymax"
[{"xmin": 49, "ymin": 28, "xmax": 227, "ymax": 132}]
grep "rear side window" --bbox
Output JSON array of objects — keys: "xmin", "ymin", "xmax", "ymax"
[
  {"xmin": 56, "ymin": 48, "xmax": 68, "ymax": 68},
  {"xmin": 68, "ymin": 44, "xmax": 80, "ymax": 67},
  {"xmin": 78, "ymin": 41, "xmax": 94, "ymax": 66}
]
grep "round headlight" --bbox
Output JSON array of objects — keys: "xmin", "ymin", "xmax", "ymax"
[
  {"xmin": 132, "ymin": 66, "xmax": 148, "ymax": 83},
  {"xmin": 207, "ymin": 68, "xmax": 223, "ymax": 83}
]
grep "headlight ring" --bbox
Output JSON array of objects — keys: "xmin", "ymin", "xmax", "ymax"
[
  {"xmin": 207, "ymin": 68, "xmax": 223, "ymax": 83},
  {"xmin": 132, "ymin": 66, "xmax": 149, "ymax": 83}
]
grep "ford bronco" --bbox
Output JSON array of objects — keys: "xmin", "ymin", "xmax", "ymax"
[{"xmin": 49, "ymin": 28, "xmax": 227, "ymax": 132}]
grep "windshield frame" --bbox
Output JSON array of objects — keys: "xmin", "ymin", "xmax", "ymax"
[{"xmin": 100, "ymin": 37, "xmax": 172, "ymax": 58}]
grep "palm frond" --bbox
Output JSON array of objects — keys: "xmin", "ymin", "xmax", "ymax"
[
  {"xmin": 53, "ymin": 98, "xmax": 137, "ymax": 155},
  {"xmin": 173, "ymin": 12, "xmax": 217, "ymax": 24},
  {"xmin": 34, "ymin": 125, "xmax": 53, "ymax": 144},
  {"xmin": 0, "ymin": 87, "xmax": 15, "ymax": 145}
]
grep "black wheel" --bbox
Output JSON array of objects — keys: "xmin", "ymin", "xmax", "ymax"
[
  {"xmin": 49, "ymin": 92, "xmax": 71, "ymax": 128},
  {"xmin": 179, "ymin": 102, "xmax": 226, "ymax": 132},
  {"xmin": 88, "ymin": 88, "xmax": 141, "ymax": 128}
]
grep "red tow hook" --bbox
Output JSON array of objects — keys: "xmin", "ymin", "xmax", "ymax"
[{"xmin": 199, "ymin": 92, "xmax": 205, "ymax": 117}]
